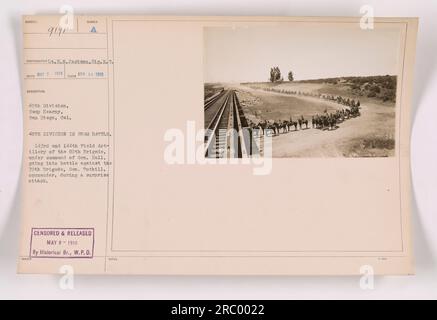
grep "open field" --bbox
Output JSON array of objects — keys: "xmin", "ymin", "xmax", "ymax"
[
  {"xmin": 204, "ymin": 83, "xmax": 223, "ymax": 100},
  {"xmin": 242, "ymin": 75, "xmax": 397, "ymax": 103},
  {"xmin": 230, "ymin": 80, "xmax": 396, "ymax": 158},
  {"xmin": 235, "ymin": 86, "xmax": 341, "ymax": 122}
]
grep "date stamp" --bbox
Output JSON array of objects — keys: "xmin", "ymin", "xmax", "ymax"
[{"xmin": 30, "ymin": 228, "xmax": 94, "ymax": 258}]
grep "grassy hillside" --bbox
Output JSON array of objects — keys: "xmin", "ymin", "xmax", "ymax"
[
  {"xmin": 242, "ymin": 75, "xmax": 397, "ymax": 104},
  {"xmin": 300, "ymin": 75, "xmax": 397, "ymax": 102}
]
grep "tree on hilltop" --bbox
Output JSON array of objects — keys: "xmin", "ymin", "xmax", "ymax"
[{"xmin": 269, "ymin": 67, "xmax": 282, "ymax": 83}]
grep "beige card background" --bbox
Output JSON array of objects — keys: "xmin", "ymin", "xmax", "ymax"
[{"xmin": 18, "ymin": 16, "xmax": 417, "ymax": 275}]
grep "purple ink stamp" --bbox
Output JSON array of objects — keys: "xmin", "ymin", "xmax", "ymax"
[{"xmin": 30, "ymin": 228, "xmax": 94, "ymax": 259}]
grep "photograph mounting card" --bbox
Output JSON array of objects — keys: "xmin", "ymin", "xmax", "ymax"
[{"xmin": 19, "ymin": 16, "xmax": 417, "ymax": 275}]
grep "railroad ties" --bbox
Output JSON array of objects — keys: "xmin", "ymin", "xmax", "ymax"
[{"xmin": 204, "ymin": 89, "xmax": 254, "ymax": 158}]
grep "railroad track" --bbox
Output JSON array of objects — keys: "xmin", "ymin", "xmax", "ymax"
[
  {"xmin": 204, "ymin": 89, "xmax": 250, "ymax": 158},
  {"xmin": 204, "ymin": 88, "xmax": 225, "ymax": 111}
]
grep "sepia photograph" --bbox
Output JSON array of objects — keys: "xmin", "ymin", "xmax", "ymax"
[
  {"xmin": 1, "ymin": 0, "xmax": 435, "ymax": 301},
  {"xmin": 204, "ymin": 24, "xmax": 402, "ymax": 158}
]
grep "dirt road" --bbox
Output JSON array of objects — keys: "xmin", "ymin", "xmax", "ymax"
[{"xmin": 234, "ymin": 85, "xmax": 396, "ymax": 157}]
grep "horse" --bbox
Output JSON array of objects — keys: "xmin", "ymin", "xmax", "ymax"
[
  {"xmin": 266, "ymin": 123, "xmax": 279, "ymax": 136},
  {"xmin": 277, "ymin": 121, "xmax": 289, "ymax": 134},
  {"xmin": 328, "ymin": 117, "xmax": 337, "ymax": 130},
  {"xmin": 249, "ymin": 122, "xmax": 263, "ymax": 138},
  {"xmin": 271, "ymin": 121, "xmax": 283, "ymax": 135},
  {"xmin": 253, "ymin": 121, "xmax": 268, "ymax": 135},
  {"xmin": 287, "ymin": 120, "xmax": 298, "ymax": 131},
  {"xmin": 350, "ymin": 106, "xmax": 361, "ymax": 117},
  {"xmin": 298, "ymin": 117, "xmax": 309, "ymax": 130},
  {"xmin": 322, "ymin": 116, "xmax": 330, "ymax": 130}
]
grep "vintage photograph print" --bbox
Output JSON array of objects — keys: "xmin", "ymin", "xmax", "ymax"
[{"xmin": 203, "ymin": 24, "xmax": 402, "ymax": 158}]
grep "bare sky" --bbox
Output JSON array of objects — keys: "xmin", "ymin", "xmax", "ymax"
[{"xmin": 204, "ymin": 24, "xmax": 402, "ymax": 83}]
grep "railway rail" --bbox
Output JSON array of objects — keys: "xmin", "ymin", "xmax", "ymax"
[{"xmin": 204, "ymin": 89, "xmax": 253, "ymax": 158}]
